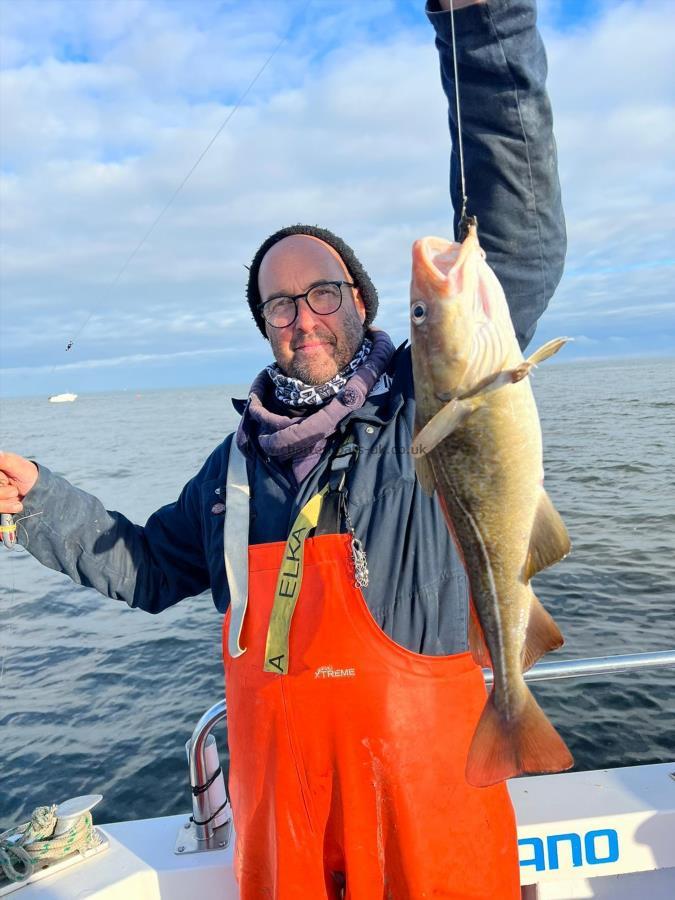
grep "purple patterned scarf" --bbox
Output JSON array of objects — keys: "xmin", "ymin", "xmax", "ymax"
[
  {"xmin": 236, "ymin": 329, "xmax": 395, "ymax": 483},
  {"xmin": 266, "ymin": 338, "xmax": 373, "ymax": 407}
]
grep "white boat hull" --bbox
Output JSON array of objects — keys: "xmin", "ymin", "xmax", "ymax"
[{"xmin": 6, "ymin": 762, "xmax": 674, "ymax": 898}]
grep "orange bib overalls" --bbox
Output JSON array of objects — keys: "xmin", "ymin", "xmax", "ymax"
[{"xmin": 222, "ymin": 528, "xmax": 520, "ymax": 899}]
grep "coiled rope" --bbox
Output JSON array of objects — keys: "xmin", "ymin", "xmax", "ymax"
[{"xmin": 0, "ymin": 805, "xmax": 100, "ymax": 884}]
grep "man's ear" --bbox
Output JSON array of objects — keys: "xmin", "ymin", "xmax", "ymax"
[{"xmin": 354, "ymin": 288, "xmax": 367, "ymax": 324}]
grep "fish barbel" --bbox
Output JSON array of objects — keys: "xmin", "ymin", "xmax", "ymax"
[{"xmin": 409, "ymin": 225, "xmax": 574, "ymax": 787}]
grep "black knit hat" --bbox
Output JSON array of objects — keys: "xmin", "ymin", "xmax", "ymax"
[{"xmin": 246, "ymin": 224, "xmax": 379, "ymax": 338}]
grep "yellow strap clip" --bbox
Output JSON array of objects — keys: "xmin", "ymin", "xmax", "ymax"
[{"xmin": 263, "ymin": 488, "xmax": 327, "ymax": 675}]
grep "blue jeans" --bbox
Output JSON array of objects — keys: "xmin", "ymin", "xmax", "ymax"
[{"xmin": 427, "ymin": 0, "xmax": 566, "ymax": 349}]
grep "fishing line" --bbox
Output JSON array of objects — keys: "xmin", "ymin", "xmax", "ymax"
[
  {"xmin": 448, "ymin": 1, "xmax": 475, "ymax": 240},
  {"xmin": 62, "ymin": 0, "xmax": 312, "ymax": 357},
  {"xmin": 12, "ymin": 511, "xmax": 43, "ymax": 545},
  {"xmin": 0, "ymin": 589, "xmax": 11, "ymax": 688},
  {"xmin": 0, "ymin": 547, "xmax": 18, "ymax": 690},
  {"xmin": 0, "ymin": 514, "xmax": 36, "ymax": 690},
  {"xmin": 9, "ymin": 0, "xmax": 311, "ymax": 671}
]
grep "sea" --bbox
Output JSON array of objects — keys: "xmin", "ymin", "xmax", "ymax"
[{"xmin": 1, "ymin": 357, "xmax": 674, "ymax": 829}]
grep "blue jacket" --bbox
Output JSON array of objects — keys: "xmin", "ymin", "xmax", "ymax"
[{"xmin": 19, "ymin": 0, "xmax": 566, "ymax": 655}]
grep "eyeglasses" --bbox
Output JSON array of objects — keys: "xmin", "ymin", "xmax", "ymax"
[{"xmin": 259, "ymin": 280, "xmax": 355, "ymax": 328}]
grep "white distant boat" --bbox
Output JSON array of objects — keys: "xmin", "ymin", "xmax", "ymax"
[{"xmin": 48, "ymin": 393, "xmax": 77, "ymax": 403}]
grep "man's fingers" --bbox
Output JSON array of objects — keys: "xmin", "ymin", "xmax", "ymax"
[
  {"xmin": 0, "ymin": 482, "xmax": 23, "ymax": 514},
  {"xmin": 0, "ymin": 451, "xmax": 27, "ymax": 475},
  {"xmin": 0, "ymin": 452, "xmax": 39, "ymax": 495},
  {"xmin": 0, "ymin": 485, "xmax": 21, "ymax": 514},
  {"xmin": 0, "ymin": 452, "xmax": 19, "ymax": 481}
]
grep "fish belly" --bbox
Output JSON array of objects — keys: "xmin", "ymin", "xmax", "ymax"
[{"xmin": 428, "ymin": 389, "xmax": 573, "ymax": 785}]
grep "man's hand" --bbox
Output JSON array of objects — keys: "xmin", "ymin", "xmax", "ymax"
[{"xmin": 0, "ymin": 452, "xmax": 39, "ymax": 514}]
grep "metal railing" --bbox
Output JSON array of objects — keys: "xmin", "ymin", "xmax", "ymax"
[
  {"xmin": 184, "ymin": 649, "xmax": 675, "ymax": 847},
  {"xmin": 183, "ymin": 699, "xmax": 229, "ymax": 850},
  {"xmin": 483, "ymin": 649, "xmax": 675, "ymax": 686}
]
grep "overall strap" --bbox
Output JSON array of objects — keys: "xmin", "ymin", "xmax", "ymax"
[
  {"xmin": 263, "ymin": 431, "xmax": 363, "ymax": 676},
  {"xmin": 314, "ymin": 430, "xmax": 360, "ymax": 536},
  {"xmin": 224, "ymin": 437, "xmax": 251, "ymax": 658}
]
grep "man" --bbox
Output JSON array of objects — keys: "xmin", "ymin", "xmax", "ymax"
[{"xmin": 0, "ymin": 1, "xmax": 565, "ymax": 896}]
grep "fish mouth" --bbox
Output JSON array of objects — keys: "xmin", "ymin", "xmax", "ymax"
[{"xmin": 411, "ymin": 237, "xmax": 459, "ymax": 292}]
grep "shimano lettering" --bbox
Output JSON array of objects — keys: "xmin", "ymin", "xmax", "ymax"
[{"xmin": 519, "ymin": 828, "xmax": 620, "ymax": 872}]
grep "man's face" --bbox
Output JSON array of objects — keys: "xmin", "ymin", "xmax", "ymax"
[{"xmin": 258, "ymin": 235, "xmax": 367, "ymax": 385}]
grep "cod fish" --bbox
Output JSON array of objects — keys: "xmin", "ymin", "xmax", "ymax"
[{"xmin": 410, "ymin": 225, "xmax": 574, "ymax": 787}]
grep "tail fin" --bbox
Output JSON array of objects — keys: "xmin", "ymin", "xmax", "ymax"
[
  {"xmin": 521, "ymin": 594, "xmax": 564, "ymax": 671},
  {"xmin": 465, "ymin": 687, "xmax": 573, "ymax": 787}
]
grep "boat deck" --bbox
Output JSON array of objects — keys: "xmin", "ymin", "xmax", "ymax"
[{"xmin": 4, "ymin": 762, "xmax": 674, "ymax": 899}]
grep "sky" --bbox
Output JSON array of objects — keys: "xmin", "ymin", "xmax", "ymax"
[{"xmin": 0, "ymin": 0, "xmax": 673, "ymax": 398}]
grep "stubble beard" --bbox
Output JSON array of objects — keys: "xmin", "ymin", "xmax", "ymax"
[{"xmin": 285, "ymin": 314, "xmax": 366, "ymax": 385}]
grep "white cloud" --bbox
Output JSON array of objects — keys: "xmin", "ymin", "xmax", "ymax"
[
  {"xmin": 543, "ymin": 3, "xmax": 675, "ymax": 271},
  {"xmin": 0, "ymin": 345, "xmax": 242, "ymax": 378}
]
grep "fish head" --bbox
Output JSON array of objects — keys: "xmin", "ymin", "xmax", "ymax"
[{"xmin": 410, "ymin": 228, "xmax": 519, "ymax": 404}]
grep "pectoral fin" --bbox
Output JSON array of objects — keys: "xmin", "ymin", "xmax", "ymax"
[
  {"xmin": 411, "ymin": 398, "xmax": 474, "ymax": 456},
  {"xmin": 456, "ymin": 340, "xmax": 566, "ymax": 400},
  {"xmin": 511, "ymin": 337, "xmax": 571, "ymax": 383},
  {"xmin": 528, "ymin": 337, "xmax": 571, "ymax": 365},
  {"xmin": 413, "ymin": 451, "xmax": 436, "ymax": 496},
  {"xmin": 524, "ymin": 490, "xmax": 571, "ymax": 580}
]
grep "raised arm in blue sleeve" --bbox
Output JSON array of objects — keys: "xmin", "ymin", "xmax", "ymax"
[
  {"xmin": 17, "ymin": 437, "xmax": 233, "ymax": 614},
  {"xmin": 427, "ymin": 0, "xmax": 566, "ymax": 348}
]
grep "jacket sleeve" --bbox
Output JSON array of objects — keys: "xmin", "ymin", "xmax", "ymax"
[
  {"xmin": 17, "ymin": 438, "xmax": 232, "ymax": 614},
  {"xmin": 427, "ymin": 0, "xmax": 566, "ymax": 348}
]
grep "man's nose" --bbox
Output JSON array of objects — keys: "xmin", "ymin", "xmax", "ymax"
[{"xmin": 294, "ymin": 296, "xmax": 321, "ymax": 331}]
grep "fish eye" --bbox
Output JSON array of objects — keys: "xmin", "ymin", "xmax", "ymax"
[{"xmin": 411, "ymin": 301, "xmax": 427, "ymax": 324}]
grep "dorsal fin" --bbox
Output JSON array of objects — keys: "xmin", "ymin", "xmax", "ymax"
[
  {"xmin": 524, "ymin": 490, "xmax": 571, "ymax": 581},
  {"xmin": 521, "ymin": 593, "xmax": 564, "ymax": 671}
]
